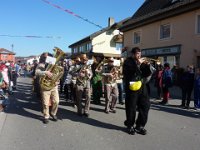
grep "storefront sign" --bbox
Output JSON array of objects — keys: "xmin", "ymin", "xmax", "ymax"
[{"xmin": 142, "ymin": 45, "xmax": 181, "ymax": 56}]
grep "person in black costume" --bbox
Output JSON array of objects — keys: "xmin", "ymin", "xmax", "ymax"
[{"xmin": 123, "ymin": 47, "xmax": 151, "ymax": 135}]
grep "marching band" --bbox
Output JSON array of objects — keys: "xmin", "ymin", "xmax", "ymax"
[{"xmin": 31, "ymin": 47, "xmax": 155, "ymax": 135}]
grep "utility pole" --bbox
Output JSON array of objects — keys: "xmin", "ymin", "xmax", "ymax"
[{"xmin": 11, "ymin": 44, "xmax": 14, "ymax": 52}]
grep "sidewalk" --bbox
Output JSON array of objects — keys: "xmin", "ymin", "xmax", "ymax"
[
  {"xmin": 149, "ymin": 82, "xmax": 183, "ymax": 99},
  {"xmin": 0, "ymin": 111, "xmax": 6, "ymax": 135}
]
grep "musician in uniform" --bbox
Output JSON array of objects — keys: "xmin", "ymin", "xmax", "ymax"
[
  {"xmin": 75, "ymin": 54, "xmax": 92, "ymax": 117},
  {"xmin": 123, "ymin": 47, "xmax": 150, "ymax": 135},
  {"xmin": 59, "ymin": 60, "xmax": 68, "ymax": 94},
  {"xmin": 116, "ymin": 58, "xmax": 124, "ymax": 105},
  {"xmin": 68, "ymin": 56, "xmax": 81, "ymax": 107},
  {"xmin": 35, "ymin": 52, "xmax": 60, "ymax": 124},
  {"xmin": 102, "ymin": 57, "xmax": 119, "ymax": 114},
  {"xmin": 91, "ymin": 56, "xmax": 103, "ymax": 104}
]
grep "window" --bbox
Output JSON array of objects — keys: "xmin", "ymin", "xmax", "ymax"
[
  {"xmin": 160, "ymin": 24, "xmax": 171, "ymax": 39},
  {"xmin": 86, "ymin": 43, "xmax": 89, "ymax": 51},
  {"xmin": 82, "ymin": 45, "xmax": 85, "ymax": 52},
  {"xmin": 133, "ymin": 31, "xmax": 141, "ymax": 44},
  {"xmin": 88, "ymin": 43, "xmax": 92, "ymax": 50},
  {"xmin": 197, "ymin": 15, "xmax": 200, "ymax": 34},
  {"xmin": 116, "ymin": 43, "xmax": 122, "ymax": 51},
  {"xmin": 79, "ymin": 46, "xmax": 84, "ymax": 52},
  {"xmin": 3, "ymin": 54, "xmax": 8, "ymax": 59},
  {"xmin": 73, "ymin": 47, "xmax": 78, "ymax": 53}
]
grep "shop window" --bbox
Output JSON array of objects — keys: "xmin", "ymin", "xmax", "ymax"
[{"xmin": 160, "ymin": 24, "xmax": 171, "ymax": 39}]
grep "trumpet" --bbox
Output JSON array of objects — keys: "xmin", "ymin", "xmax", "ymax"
[{"xmin": 141, "ymin": 57, "xmax": 161, "ymax": 65}]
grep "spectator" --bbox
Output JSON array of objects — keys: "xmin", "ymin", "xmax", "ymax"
[
  {"xmin": 180, "ymin": 65, "xmax": 195, "ymax": 109},
  {"xmin": 154, "ymin": 65, "xmax": 163, "ymax": 99},
  {"xmin": 160, "ymin": 63, "xmax": 173, "ymax": 105},
  {"xmin": 194, "ymin": 67, "xmax": 200, "ymax": 110}
]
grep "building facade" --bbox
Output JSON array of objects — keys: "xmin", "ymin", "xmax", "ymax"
[
  {"xmin": 15, "ymin": 55, "xmax": 40, "ymax": 65},
  {"xmin": 120, "ymin": 0, "xmax": 200, "ymax": 68},
  {"xmin": 69, "ymin": 18, "xmax": 127, "ymax": 58},
  {"xmin": 0, "ymin": 48, "xmax": 15, "ymax": 62}
]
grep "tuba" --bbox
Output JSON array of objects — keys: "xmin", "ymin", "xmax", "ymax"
[{"xmin": 40, "ymin": 47, "xmax": 66, "ymax": 91}]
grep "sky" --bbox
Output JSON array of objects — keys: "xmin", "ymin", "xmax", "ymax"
[{"xmin": 0, "ymin": 0, "xmax": 145, "ymax": 57}]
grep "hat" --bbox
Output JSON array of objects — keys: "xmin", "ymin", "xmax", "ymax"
[
  {"xmin": 80, "ymin": 54, "xmax": 88, "ymax": 61},
  {"xmin": 108, "ymin": 57, "xmax": 114, "ymax": 62},
  {"xmin": 74, "ymin": 57, "xmax": 80, "ymax": 62}
]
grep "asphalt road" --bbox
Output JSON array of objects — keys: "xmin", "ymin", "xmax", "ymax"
[{"xmin": 0, "ymin": 77, "xmax": 199, "ymax": 150}]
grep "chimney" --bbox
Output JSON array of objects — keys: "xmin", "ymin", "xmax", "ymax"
[{"xmin": 108, "ymin": 17, "xmax": 115, "ymax": 27}]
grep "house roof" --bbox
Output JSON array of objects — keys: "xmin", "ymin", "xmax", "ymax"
[
  {"xmin": 0, "ymin": 48, "xmax": 15, "ymax": 55},
  {"xmin": 120, "ymin": 0, "xmax": 200, "ymax": 32},
  {"xmin": 69, "ymin": 17, "xmax": 130, "ymax": 48}
]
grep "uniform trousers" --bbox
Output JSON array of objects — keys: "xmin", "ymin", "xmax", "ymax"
[
  {"xmin": 104, "ymin": 83, "xmax": 118, "ymax": 111},
  {"xmin": 125, "ymin": 84, "xmax": 150, "ymax": 128},
  {"xmin": 76, "ymin": 84, "xmax": 91, "ymax": 115},
  {"xmin": 41, "ymin": 86, "xmax": 59, "ymax": 119}
]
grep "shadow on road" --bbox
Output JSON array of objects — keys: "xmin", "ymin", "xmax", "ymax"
[
  {"xmin": 150, "ymin": 101, "xmax": 200, "ymax": 118},
  {"xmin": 5, "ymin": 82, "xmax": 43, "ymax": 121},
  {"xmin": 57, "ymin": 106, "xmax": 126, "ymax": 132},
  {"xmin": 5, "ymin": 81, "xmax": 126, "ymax": 132},
  {"xmin": 58, "ymin": 95, "xmax": 126, "ymax": 132}
]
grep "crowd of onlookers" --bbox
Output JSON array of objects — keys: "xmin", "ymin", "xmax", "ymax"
[
  {"xmin": 1, "ymin": 57, "xmax": 200, "ymax": 113},
  {"xmin": 153, "ymin": 64, "xmax": 200, "ymax": 110},
  {"xmin": 0, "ymin": 60, "xmax": 35, "ymax": 112}
]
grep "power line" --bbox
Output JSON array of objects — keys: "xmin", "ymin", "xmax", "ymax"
[
  {"xmin": 0, "ymin": 34, "xmax": 61, "ymax": 39},
  {"xmin": 41, "ymin": 0, "xmax": 103, "ymax": 29}
]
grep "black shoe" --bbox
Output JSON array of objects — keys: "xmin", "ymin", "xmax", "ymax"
[
  {"xmin": 51, "ymin": 115, "xmax": 58, "ymax": 121},
  {"xmin": 77, "ymin": 113, "xmax": 83, "ymax": 117},
  {"xmin": 119, "ymin": 102, "xmax": 124, "ymax": 105},
  {"xmin": 83, "ymin": 112, "xmax": 89, "ymax": 117},
  {"xmin": 124, "ymin": 120, "xmax": 128, "ymax": 127},
  {"xmin": 135, "ymin": 126, "xmax": 147, "ymax": 135},
  {"xmin": 97, "ymin": 101, "xmax": 101, "ymax": 105},
  {"xmin": 109, "ymin": 109, "xmax": 116, "ymax": 113},
  {"xmin": 179, "ymin": 104, "xmax": 185, "ymax": 108},
  {"xmin": 43, "ymin": 118, "xmax": 49, "ymax": 124},
  {"xmin": 184, "ymin": 106, "xmax": 189, "ymax": 109},
  {"xmin": 105, "ymin": 110, "xmax": 109, "ymax": 114},
  {"xmin": 127, "ymin": 127, "xmax": 135, "ymax": 135},
  {"xmin": 159, "ymin": 101, "xmax": 168, "ymax": 105}
]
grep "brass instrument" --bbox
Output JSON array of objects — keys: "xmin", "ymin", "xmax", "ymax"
[
  {"xmin": 92, "ymin": 58, "xmax": 107, "ymax": 84},
  {"xmin": 76, "ymin": 63, "xmax": 92, "ymax": 85},
  {"xmin": 95, "ymin": 58, "xmax": 107, "ymax": 73},
  {"xmin": 40, "ymin": 47, "xmax": 66, "ymax": 91},
  {"xmin": 142, "ymin": 57, "xmax": 161, "ymax": 64},
  {"xmin": 110, "ymin": 66, "xmax": 119, "ymax": 82}
]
